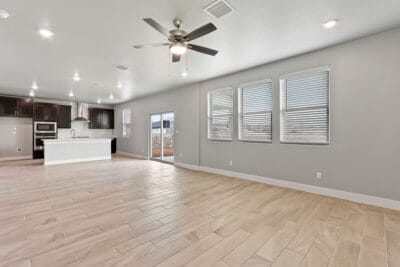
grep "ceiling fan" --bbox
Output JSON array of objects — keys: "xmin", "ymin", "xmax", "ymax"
[{"xmin": 134, "ymin": 18, "xmax": 218, "ymax": 62}]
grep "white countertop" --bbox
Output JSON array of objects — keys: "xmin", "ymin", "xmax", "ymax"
[{"xmin": 43, "ymin": 138, "xmax": 112, "ymax": 144}]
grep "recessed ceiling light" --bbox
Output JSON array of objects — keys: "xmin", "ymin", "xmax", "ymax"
[
  {"xmin": 182, "ymin": 71, "xmax": 188, "ymax": 77},
  {"xmin": 109, "ymin": 93, "xmax": 114, "ymax": 100},
  {"xmin": 117, "ymin": 82, "xmax": 122, "ymax": 89},
  {"xmin": 29, "ymin": 90, "xmax": 35, "ymax": 97},
  {"xmin": 323, "ymin": 19, "xmax": 338, "ymax": 29},
  {"xmin": 73, "ymin": 73, "xmax": 80, "ymax": 81},
  {"xmin": 0, "ymin": 10, "xmax": 10, "ymax": 19},
  {"xmin": 97, "ymin": 98, "xmax": 101, "ymax": 104},
  {"xmin": 68, "ymin": 91, "xmax": 74, "ymax": 97},
  {"xmin": 38, "ymin": 29, "xmax": 54, "ymax": 38},
  {"xmin": 31, "ymin": 82, "xmax": 38, "ymax": 90}
]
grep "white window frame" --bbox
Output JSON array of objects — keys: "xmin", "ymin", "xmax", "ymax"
[
  {"xmin": 122, "ymin": 108, "xmax": 131, "ymax": 137},
  {"xmin": 279, "ymin": 66, "xmax": 331, "ymax": 145},
  {"xmin": 207, "ymin": 87, "xmax": 234, "ymax": 141},
  {"xmin": 238, "ymin": 79, "xmax": 273, "ymax": 143}
]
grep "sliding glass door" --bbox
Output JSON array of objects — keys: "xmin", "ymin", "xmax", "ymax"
[{"xmin": 150, "ymin": 112, "xmax": 174, "ymax": 162}]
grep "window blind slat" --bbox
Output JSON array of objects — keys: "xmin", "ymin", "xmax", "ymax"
[
  {"xmin": 239, "ymin": 80, "xmax": 272, "ymax": 142},
  {"xmin": 280, "ymin": 69, "xmax": 330, "ymax": 144},
  {"xmin": 208, "ymin": 88, "xmax": 233, "ymax": 140}
]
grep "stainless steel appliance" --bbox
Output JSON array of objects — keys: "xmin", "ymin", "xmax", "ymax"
[
  {"xmin": 34, "ymin": 122, "xmax": 57, "ymax": 151},
  {"xmin": 34, "ymin": 121, "xmax": 57, "ymax": 133}
]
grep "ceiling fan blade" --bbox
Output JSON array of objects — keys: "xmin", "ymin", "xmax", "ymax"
[
  {"xmin": 172, "ymin": 54, "xmax": 181, "ymax": 62},
  {"xmin": 143, "ymin": 18, "xmax": 171, "ymax": 38},
  {"xmin": 133, "ymin": 43, "xmax": 169, "ymax": 49},
  {"xmin": 184, "ymin": 23, "xmax": 217, "ymax": 41},
  {"xmin": 188, "ymin": 44, "xmax": 218, "ymax": 56}
]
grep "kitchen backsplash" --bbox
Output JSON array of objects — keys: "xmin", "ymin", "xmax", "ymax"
[{"xmin": 58, "ymin": 121, "xmax": 114, "ymax": 139}]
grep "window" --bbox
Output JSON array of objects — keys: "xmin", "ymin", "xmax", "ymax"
[
  {"xmin": 238, "ymin": 79, "xmax": 273, "ymax": 142},
  {"xmin": 280, "ymin": 67, "xmax": 330, "ymax": 144},
  {"xmin": 207, "ymin": 88, "xmax": 233, "ymax": 141},
  {"xmin": 122, "ymin": 109, "xmax": 131, "ymax": 137}
]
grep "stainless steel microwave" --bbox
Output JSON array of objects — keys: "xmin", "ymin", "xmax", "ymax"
[{"xmin": 34, "ymin": 121, "xmax": 57, "ymax": 133}]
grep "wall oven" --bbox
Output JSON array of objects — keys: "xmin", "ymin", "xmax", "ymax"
[{"xmin": 34, "ymin": 122, "xmax": 57, "ymax": 151}]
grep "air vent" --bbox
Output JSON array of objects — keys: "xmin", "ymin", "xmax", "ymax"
[
  {"xmin": 204, "ymin": 0, "xmax": 235, "ymax": 19},
  {"xmin": 113, "ymin": 64, "xmax": 129, "ymax": 71}
]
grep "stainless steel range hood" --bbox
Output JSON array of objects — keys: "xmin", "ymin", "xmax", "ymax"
[{"xmin": 72, "ymin": 102, "xmax": 90, "ymax": 122}]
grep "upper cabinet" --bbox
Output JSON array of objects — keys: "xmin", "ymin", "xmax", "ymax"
[
  {"xmin": 33, "ymin": 102, "xmax": 58, "ymax": 122},
  {"xmin": 0, "ymin": 96, "xmax": 33, "ymax": 117},
  {"xmin": 103, "ymin": 109, "xmax": 114, "ymax": 129},
  {"xmin": 17, "ymin": 98, "xmax": 33, "ymax": 117},
  {"xmin": 89, "ymin": 108, "xmax": 114, "ymax": 129},
  {"xmin": 33, "ymin": 102, "xmax": 72, "ymax": 128},
  {"xmin": 57, "ymin": 105, "xmax": 71, "ymax": 129}
]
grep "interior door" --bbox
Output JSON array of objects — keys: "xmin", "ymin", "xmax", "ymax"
[{"xmin": 150, "ymin": 112, "xmax": 175, "ymax": 162}]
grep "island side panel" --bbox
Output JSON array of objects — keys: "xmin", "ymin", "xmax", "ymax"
[{"xmin": 44, "ymin": 140, "xmax": 111, "ymax": 165}]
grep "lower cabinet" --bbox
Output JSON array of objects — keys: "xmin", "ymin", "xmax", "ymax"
[{"xmin": 111, "ymin": 138, "xmax": 117, "ymax": 154}]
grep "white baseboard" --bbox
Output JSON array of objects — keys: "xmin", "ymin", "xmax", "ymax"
[
  {"xmin": 0, "ymin": 155, "xmax": 32, "ymax": 162},
  {"xmin": 44, "ymin": 156, "xmax": 112, "ymax": 166},
  {"xmin": 174, "ymin": 163, "xmax": 400, "ymax": 211},
  {"xmin": 117, "ymin": 151, "xmax": 149, "ymax": 160},
  {"xmin": 174, "ymin": 162, "xmax": 200, "ymax": 170}
]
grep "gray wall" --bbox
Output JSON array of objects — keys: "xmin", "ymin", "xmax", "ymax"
[
  {"xmin": 115, "ymin": 83, "xmax": 200, "ymax": 165},
  {"xmin": 0, "ymin": 117, "xmax": 32, "ymax": 159},
  {"xmin": 115, "ymin": 27, "xmax": 400, "ymax": 201}
]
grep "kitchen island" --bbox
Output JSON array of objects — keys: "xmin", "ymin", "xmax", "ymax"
[{"xmin": 43, "ymin": 138, "xmax": 112, "ymax": 166}]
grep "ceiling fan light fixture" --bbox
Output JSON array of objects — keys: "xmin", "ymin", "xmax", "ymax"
[
  {"xmin": 170, "ymin": 42, "xmax": 187, "ymax": 55},
  {"xmin": 0, "ymin": 10, "xmax": 10, "ymax": 19}
]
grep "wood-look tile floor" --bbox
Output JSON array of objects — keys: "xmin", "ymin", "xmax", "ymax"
[{"xmin": 0, "ymin": 155, "xmax": 399, "ymax": 267}]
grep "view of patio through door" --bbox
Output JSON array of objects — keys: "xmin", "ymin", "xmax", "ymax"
[{"xmin": 150, "ymin": 112, "xmax": 174, "ymax": 163}]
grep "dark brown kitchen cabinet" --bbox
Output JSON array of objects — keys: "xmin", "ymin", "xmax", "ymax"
[
  {"xmin": 0, "ymin": 96, "xmax": 33, "ymax": 117},
  {"xmin": 17, "ymin": 98, "xmax": 33, "ymax": 117},
  {"xmin": 103, "ymin": 109, "xmax": 114, "ymax": 129},
  {"xmin": 0, "ymin": 96, "xmax": 18, "ymax": 116},
  {"xmin": 33, "ymin": 102, "xmax": 58, "ymax": 122},
  {"xmin": 89, "ymin": 108, "xmax": 114, "ymax": 129},
  {"xmin": 57, "ymin": 105, "xmax": 71, "ymax": 128},
  {"xmin": 88, "ymin": 108, "xmax": 103, "ymax": 129}
]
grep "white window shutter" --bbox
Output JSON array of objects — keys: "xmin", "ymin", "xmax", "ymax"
[
  {"xmin": 280, "ymin": 68, "xmax": 330, "ymax": 144},
  {"xmin": 208, "ymin": 88, "xmax": 234, "ymax": 141},
  {"xmin": 239, "ymin": 80, "xmax": 273, "ymax": 142}
]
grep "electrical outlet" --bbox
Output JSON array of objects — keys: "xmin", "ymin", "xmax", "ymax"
[
  {"xmin": 316, "ymin": 171, "xmax": 323, "ymax": 179},
  {"xmin": 180, "ymin": 153, "xmax": 183, "ymax": 158},
  {"xmin": 229, "ymin": 160, "xmax": 233, "ymax": 166}
]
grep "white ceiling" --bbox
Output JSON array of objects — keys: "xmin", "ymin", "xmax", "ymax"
[{"xmin": 0, "ymin": 0, "xmax": 400, "ymax": 104}]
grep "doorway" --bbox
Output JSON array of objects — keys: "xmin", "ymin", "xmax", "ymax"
[{"xmin": 150, "ymin": 112, "xmax": 175, "ymax": 163}]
